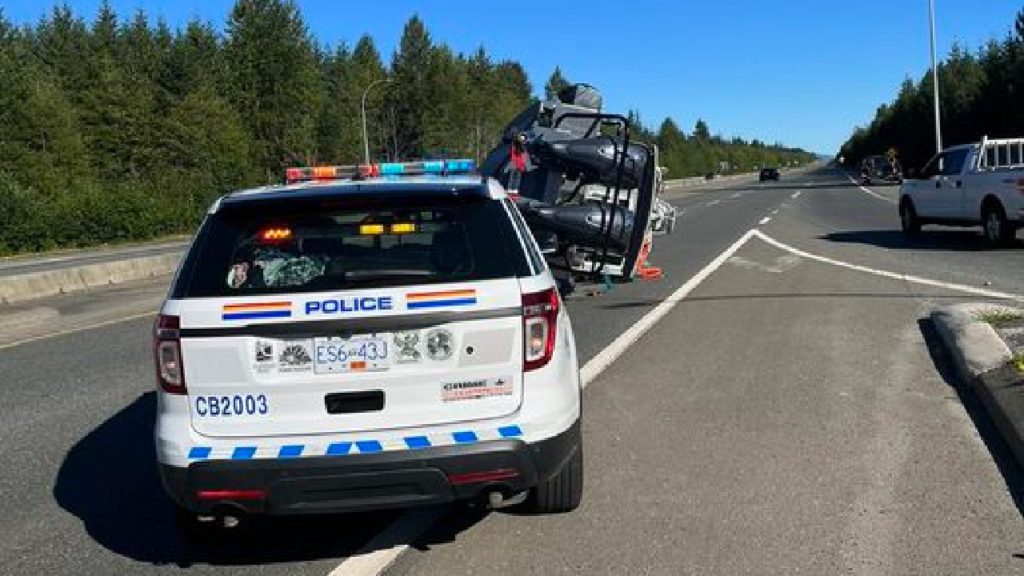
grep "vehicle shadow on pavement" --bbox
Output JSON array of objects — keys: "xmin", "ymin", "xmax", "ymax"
[
  {"xmin": 824, "ymin": 230, "xmax": 1024, "ymax": 251},
  {"xmin": 53, "ymin": 392, "xmax": 395, "ymax": 568},
  {"xmin": 919, "ymin": 319, "xmax": 1024, "ymax": 516}
]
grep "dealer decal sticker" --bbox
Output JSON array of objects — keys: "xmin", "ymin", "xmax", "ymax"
[
  {"xmin": 406, "ymin": 289, "xmax": 477, "ymax": 310},
  {"xmin": 222, "ymin": 301, "xmax": 292, "ymax": 321},
  {"xmin": 441, "ymin": 376, "xmax": 513, "ymax": 402}
]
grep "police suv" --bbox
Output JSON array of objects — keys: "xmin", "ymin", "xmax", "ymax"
[{"xmin": 154, "ymin": 160, "xmax": 583, "ymax": 525}]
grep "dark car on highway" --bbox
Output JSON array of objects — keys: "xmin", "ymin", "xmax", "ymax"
[
  {"xmin": 759, "ymin": 167, "xmax": 780, "ymax": 182},
  {"xmin": 860, "ymin": 155, "xmax": 902, "ymax": 185}
]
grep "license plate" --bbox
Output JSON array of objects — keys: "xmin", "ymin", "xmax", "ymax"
[{"xmin": 314, "ymin": 337, "xmax": 390, "ymax": 374}]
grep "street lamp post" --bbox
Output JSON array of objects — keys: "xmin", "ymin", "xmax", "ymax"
[
  {"xmin": 928, "ymin": 0, "xmax": 943, "ymax": 153},
  {"xmin": 361, "ymin": 78, "xmax": 392, "ymax": 165}
]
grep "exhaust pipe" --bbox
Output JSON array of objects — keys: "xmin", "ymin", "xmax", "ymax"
[
  {"xmin": 209, "ymin": 503, "xmax": 248, "ymax": 529},
  {"xmin": 486, "ymin": 489, "xmax": 528, "ymax": 510}
]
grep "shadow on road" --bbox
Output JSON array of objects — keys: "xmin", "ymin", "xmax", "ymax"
[
  {"xmin": 919, "ymin": 319, "xmax": 1024, "ymax": 517},
  {"xmin": 53, "ymin": 393, "xmax": 396, "ymax": 568},
  {"xmin": 597, "ymin": 292, "xmax": 975, "ymax": 311},
  {"xmin": 823, "ymin": 229, "xmax": 1024, "ymax": 251}
]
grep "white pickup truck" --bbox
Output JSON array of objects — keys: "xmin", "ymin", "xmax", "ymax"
[{"xmin": 899, "ymin": 137, "xmax": 1024, "ymax": 246}]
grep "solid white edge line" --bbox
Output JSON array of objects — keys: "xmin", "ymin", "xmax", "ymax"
[
  {"xmin": 580, "ymin": 229, "xmax": 757, "ymax": 386},
  {"xmin": 327, "ymin": 507, "xmax": 446, "ymax": 576},
  {"xmin": 329, "ymin": 228, "xmax": 760, "ymax": 576},
  {"xmin": 846, "ymin": 175, "xmax": 896, "ymax": 204},
  {"xmin": 752, "ymin": 230, "xmax": 1024, "ymax": 302},
  {"xmin": 0, "ymin": 310, "xmax": 156, "ymax": 350}
]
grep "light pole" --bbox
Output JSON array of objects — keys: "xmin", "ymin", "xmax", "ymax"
[
  {"xmin": 928, "ymin": 0, "xmax": 943, "ymax": 153},
  {"xmin": 361, "ymin": 78, "xmax": 392, "ymax": 165}
]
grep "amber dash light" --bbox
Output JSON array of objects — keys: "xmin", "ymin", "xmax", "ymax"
[{"xmin": 259, "ymin": 227, "xmax": 293, "ymax": 242}]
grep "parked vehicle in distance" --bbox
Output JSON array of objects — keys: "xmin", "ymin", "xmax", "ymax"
[
  {"xmin": 860, "ymin": 155, "xmax": 902, "ymax": 185},
  {"xmin": 759, "ymin": 167, "xmax": 780, "ymax": 182},
  {"xmin": 899, "ymin": 136, "xmax": 1024, "ymax": 246}
]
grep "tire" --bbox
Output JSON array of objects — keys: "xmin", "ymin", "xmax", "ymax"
[
  {"xmin": 531, "ymin": 441, "xmax": 583, "ymax": 513},
  {"xmin": 899, "ymin": 199, "xmax": 921, "ymax": 236},
  {"xmin": 982, "ymin": 202, "xmax": 1014, "ymax": 247}
]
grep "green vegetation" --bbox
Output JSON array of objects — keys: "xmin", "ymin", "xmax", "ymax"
[
  {"xmin": 0, "ymin": 1, "xmax": 812, "ymax": 255},
  {"xmin": 644, "ymin": 115, "xmax": 815, "ymax": 179},
  {"xmin": 1013, "ymin": 354, "xmax": 1024, "ymax": 375},
  {"xmin": 977, "ymin": 309, "xmax": 1024, "ymax": 328},
  {"xmin": 839, "ymin": 9, "xmax": 1024, "ymax": 171}
]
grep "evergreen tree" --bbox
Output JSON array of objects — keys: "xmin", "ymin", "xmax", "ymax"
[
  {"xmin": 544, "ymin": 66, "xmax": 569, "ymax": 100},
  {"xmin": 224, "ymin": 0, "xmax": 321, "ymax": 177},
  {"xmin": 390, "ymin": 15, "xmax": 432, "ymax": 159}
]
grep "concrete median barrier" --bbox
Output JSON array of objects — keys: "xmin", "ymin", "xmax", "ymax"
[
  {"xmin": 932, "ymin": 303, "xmax": 1024, "ymax": 465},
  {"xmin": 0, "ymin": 253, "xmax": 180, "ymax": 305}
]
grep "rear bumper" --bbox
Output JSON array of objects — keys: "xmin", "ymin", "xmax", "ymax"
[{"xmin": 160, "ymin": 418, "xmax": 580, "ymax": 516}]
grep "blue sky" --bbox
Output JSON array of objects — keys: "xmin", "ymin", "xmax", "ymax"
[{"xmin": 3, "ymin": 0, "xmax": 1022, "ymax": 154}]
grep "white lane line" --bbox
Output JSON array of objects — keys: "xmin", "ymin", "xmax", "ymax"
[
  {"xmin": 730, "ymin": 192, "xmax": 743, "ymax": 199},
  {"xmin": 752, "ymin": 230, "xmax": 1024, "ymax": 302},
  {"xmin": 759, "ymin": 217, "xmax": 772, "ymax": 225},
  {"xmin": 579, "ymin": 229, "xmax": 756, "ymax": 385},
  {"xmin": 791, "ymin": 191, "xmax": 802, "ymax": 199},
  {"xmin": 0, "ymin": 310, "xmax": 156, "ymax": 350},
  {"xmin": 771, "ymin": 209, "xmax": 779, "ymax": 215},
  {"xmin": 327, "ymin": 507, "xmax": 445, "ymax": 576},
  {"xmin": 706, "ymin": 200, "xmax": 721, "ymax": 207},
  {"xmin": 332, "ymin": 228, "xmax": 760, "ymax": 576},
  {"xmin": 847, "ymin": 176, "xmax": 896, "ymax": 204}
]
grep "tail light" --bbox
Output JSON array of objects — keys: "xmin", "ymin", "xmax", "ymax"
[
  {"xmin": 522, "ymin": 287, "xmax": 560, "ymax": 371},
  {"xmin": 154, "ymin": 314, "xmax": 186, "ymax": 394}
]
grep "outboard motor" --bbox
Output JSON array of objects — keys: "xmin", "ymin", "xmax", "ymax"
[{"xmin": 482, "ymin": 83, "xmax": 664, "ymax": 284}]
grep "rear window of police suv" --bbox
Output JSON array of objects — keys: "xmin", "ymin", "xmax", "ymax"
[{"xmin": 174, "ymin": 194, "xmax": 531, "ymax": 298}]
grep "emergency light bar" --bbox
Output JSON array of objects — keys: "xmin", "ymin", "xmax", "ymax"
[{"xmin": 285, "ymin": 159, "xmax": 476, "ymax": 184}]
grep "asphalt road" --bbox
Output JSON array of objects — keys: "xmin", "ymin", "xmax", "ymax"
[{"xmin": 2, "ymin": 167, "xmax": 1023, "ymax": 575}]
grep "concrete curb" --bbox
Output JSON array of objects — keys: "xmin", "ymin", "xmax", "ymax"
[
  {"xmin": 931, "ymin": 303, "xmax": 1024, "ymax": 464},
  {"xmin": 931, "ymin": 304, "xmax": 1015, "ymax": 380},
  {"xmin": 0, "ymin": 253, "xmax": 180, "ymax": 305}
]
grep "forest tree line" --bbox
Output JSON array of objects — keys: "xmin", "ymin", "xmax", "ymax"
[
  {"xmin": 0, "ymin": 0, "xmax": 812, "ymax": 254},
  {"xmin": 840, "ymin": 9, "xmax": 1024, "ymax": 172}
]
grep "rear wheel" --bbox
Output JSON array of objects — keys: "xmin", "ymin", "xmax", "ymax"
[
  {"xmin": 899, "ymin": 199, "xmax": 921, "ymax": 236},
  {"xmin": 982, "ymin": 202, "xmax": 1014, "ymax": 247},
  {"xmin": 531, "ymin": 441, "xmax": 583, "ymax": 513}
]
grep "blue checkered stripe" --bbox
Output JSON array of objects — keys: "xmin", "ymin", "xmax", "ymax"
[{"xmin": 187, "ymin": 425, "xmax": 524, "ymax": 461}]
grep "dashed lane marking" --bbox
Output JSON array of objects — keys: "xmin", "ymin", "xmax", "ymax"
[
  {"xmin": 759, "ymin": 217, "xmax": 772, "ymax": 225},
  {"xmin": 791, "ymin": 191, "xmax": 802, "ymax": 199},
  {"xmin": 707, "ymin": 200, "xmax": 721, "ymax": 207}
]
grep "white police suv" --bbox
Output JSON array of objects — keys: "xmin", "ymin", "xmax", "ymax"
[{"xmin": 154, "ymin": 160, "xmax": 583, "ymax": 524}]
